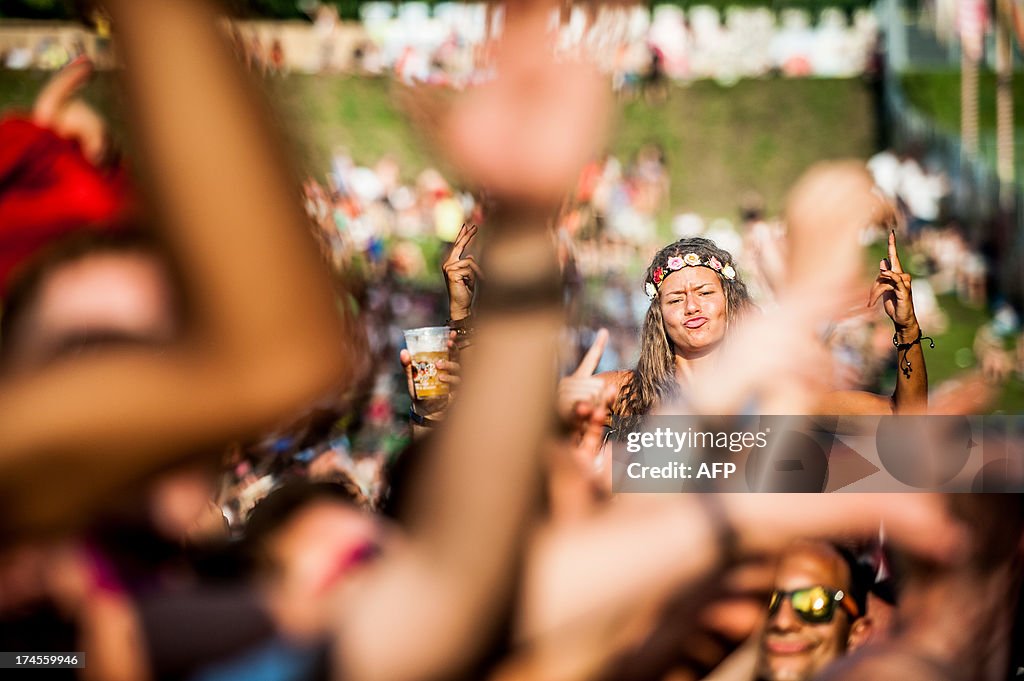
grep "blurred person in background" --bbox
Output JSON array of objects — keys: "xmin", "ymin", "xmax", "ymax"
[{"xmin": 243, "ymin": 480, "xmax": 381, "ymax": 642}]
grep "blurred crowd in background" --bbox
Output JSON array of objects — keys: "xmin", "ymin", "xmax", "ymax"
[{"xmin": 1, "ymin": 2, "xmax": 881, "ymax": 84}]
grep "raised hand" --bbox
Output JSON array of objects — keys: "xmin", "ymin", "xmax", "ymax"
[
  {"xmin": 441, "ymin": 0, "xmax": 611, "ymax": 207},
  {"xmin": 783, "ymin": 161, "xmax": 880, "ymax": 311},
  {"xmin": 442, "ymin": 223, "xmax": 482, "ymax": 322},
  {"xmin": 869, "ymin": 230, "xmax": 919, "ymax": 336},
  {"xmin": 32, "ymin": 56, "xmax": 110, "ymax": 167},
  {"xmin": 400, "ymin": 331, "xmax": 461, "ymax": 422},
  {"xmin": 556, "ymin": 329, "xmax": 609, "ymax": 426}
]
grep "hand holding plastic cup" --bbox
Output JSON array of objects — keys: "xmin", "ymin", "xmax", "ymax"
[{"xmin": 403, "ymin": 326, "xmax": 451, "ymax": 399}]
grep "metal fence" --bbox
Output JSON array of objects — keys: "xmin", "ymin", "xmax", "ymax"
[{"xmin": 881, "ymin": 0, "xmax": 1024, "ymax": 310}]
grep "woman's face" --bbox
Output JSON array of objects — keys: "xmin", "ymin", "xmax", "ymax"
[{"xmin": 658, "ymin": 266, "xmax": 728, "ymax": 357}]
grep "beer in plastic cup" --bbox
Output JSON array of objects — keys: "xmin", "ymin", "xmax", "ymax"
[{"xmin": 403, "ymin": 326, "xmax": 450, "ymax": 399}]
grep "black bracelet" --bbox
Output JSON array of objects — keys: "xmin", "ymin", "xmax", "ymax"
[
  {"xmin": 409, "ymin": 407, "xmax": 442, "ymax": 428},
  {"xmin": 445, "ymin": 316, "xmax": 475, "ymax": 336},
  {"xmin": 892, "ymin": 331, "xmax": 935, "ymax": 379},
  {"xmin": 476, "ymin": 272, "xmax": 563, "ymax": 313}
]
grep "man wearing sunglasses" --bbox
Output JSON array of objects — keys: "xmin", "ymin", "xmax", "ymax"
[{"xmin": 756, "ymin": 541, "xmax": 874, "ymax": 681}]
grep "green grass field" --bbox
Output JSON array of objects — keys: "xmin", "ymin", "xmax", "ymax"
[
  {"xmin": 0, "ymin": 71, "xmax": 877, "ymax": 219},
  {"xmin": 269, "ymin": 75, "xmax": 877, "ymax": 220}
]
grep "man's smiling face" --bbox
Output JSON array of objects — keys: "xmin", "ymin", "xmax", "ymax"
[{"xmin": 756, "ymin": 543, "xmax": 855, "ymax": 681}]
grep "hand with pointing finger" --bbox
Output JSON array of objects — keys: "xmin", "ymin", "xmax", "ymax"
[{"xmin": 869, "ymin": 231, "xmax": 920, "ymax": 340}]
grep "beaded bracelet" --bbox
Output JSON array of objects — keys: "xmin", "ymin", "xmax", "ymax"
[{"xmin": 892, "ymin": 331, "xmax": 935, "ymax": 379}]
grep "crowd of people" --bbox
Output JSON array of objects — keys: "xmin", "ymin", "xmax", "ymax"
[
  {"xmin": 2, "ymin": 2, "xmax": 880, "ymax": 85},
  {"xmin": 2, "ymin": 2, "xmax": 1024, "ymax": 681},
  {"xmin": 356, "ymin": 2, "xmax": 882, "ymax": 86}
]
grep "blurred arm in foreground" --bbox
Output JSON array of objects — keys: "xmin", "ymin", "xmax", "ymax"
[
  {"xmin": 329, "ymin": 2, "xmax": 613, "ymax": 680},
  {"xmin": 0, "ymin": 0, "xmax": 350, "ymax": 537},
  {"xmin": 1, "ymin": 3, "xmax": 608, "ymax": 681}
]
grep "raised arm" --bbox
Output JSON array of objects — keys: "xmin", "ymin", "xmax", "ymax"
[
  {"xmin": 875, "ymin": 230, "xmax": 928, "ymax": 413},
  {"xmin": 0, "ymin": 0, "xmax": 350, "ymax": 536},
  {"xmin": 329, "ymin": 2, "xmax": 612, "ymax": 681},
  {"xmin": 817, "ymin": 231, "xmax": 928, "ymax": 415}
]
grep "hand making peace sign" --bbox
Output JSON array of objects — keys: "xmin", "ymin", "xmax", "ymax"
[
  {"xmin": 443, "ymin": 223, "xmax": 483, "ymax": 322},
  {"xmin": 557, "ymin": 329, "xmax": 610, "ymax": 428}
]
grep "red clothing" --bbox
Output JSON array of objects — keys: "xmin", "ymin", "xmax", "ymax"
[{"xmin": 0, "ymin": 116, "xmax": 132, "ymax": 292}]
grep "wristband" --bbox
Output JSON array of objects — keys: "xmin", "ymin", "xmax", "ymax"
[
  {"xmin": 477, "ymin": 272, "xmax": 563, "ymax": 312},
  {"xmin": 409, "ymin": 407, "xmax": 442, "ymax": 428},
  {"xmin": 892, "ymin": 330, "xmax": 935, "ymax": 378},
  {"xmin": 445, "ymin": 315, "xmax": 475, "ymax": 337}
]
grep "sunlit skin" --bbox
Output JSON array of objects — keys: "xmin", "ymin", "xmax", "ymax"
[
  {"xmin": 756, "ymin": 544, "xmax": 856, "ymax": 681},
  {"xmin": 657, "ymin": 266, "xmax": 728, "ymax": 380}
]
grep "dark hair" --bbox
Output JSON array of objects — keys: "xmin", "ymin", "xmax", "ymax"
[
  {"xmin": 833, "ymin": 543, "xmax": 873, "ymax": 620},
  {"xmin": 244, "ymin": 479, "xmax": 364, "ymax": 545},
  {"xmin": 378, "ymin": 434, "xmax": 432, "ymax": 524},
  {"xmin": 613, "ymin": 237, "xmax": 753, "ymax": 429},
  {"xmin": 242, "ymin": 479, "xmax": 366, "ymax": 576}
]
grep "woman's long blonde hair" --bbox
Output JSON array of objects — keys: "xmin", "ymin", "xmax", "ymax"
[{"xmin": 613, "ymin": 238, "xmax": 752, "ymax": 430}]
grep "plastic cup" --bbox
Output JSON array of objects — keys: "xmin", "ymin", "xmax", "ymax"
[{"xmin": 404, "ymin": 326, "xmax": 451, "ymax": 399}]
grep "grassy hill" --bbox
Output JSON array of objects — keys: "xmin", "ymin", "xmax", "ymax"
[
  {"xmin": 272, "ymin": 75, "xmax": 877, "ymax": 220},
  {"xmin": 0, "ymin": 71, "xmax": 876, "ymax": 220}
]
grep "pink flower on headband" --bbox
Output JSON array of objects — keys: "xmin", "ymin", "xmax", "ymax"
[
  {"xmin": 666, "ymin": 256, "xmax": 684, "ymax": 271},
  {"xmin": 652, "ymin": 267, "xmax": 664, "ymax": 285},
  {"xmin": 708, "ymin": 256, "xmax": 723, "ymax": 271},
  {"xmin": 683, "ymin": 253, "xmax": 702, "ymax": 267}
]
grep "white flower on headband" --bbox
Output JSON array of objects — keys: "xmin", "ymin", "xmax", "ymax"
[
  {"xmin": 666, "ymin": 256, "xmax": 684, "ymax": 271},
  {"xmin": 683, "ymin": 253, "xmax": 702, "ymax": 267},
  {"xmin": 645, "ymin": 282, "xmax": 658, "ymax": 300},
  {"xmin": 721, "ymin": 265, "xmax": 736, "ymax": 280}
]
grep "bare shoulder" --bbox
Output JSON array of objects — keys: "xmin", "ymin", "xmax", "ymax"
[{"xmin": 596, "ymin": 370, "xmax": 632, "ymax": 392}]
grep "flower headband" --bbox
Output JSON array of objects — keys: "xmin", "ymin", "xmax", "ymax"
[{"xmin": 645, "ymin": 252, "xmax": 736, "ymax": 300}]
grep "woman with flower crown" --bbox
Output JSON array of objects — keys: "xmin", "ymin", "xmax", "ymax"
[
  {"xmin": 612, "ymin": 237, "xmax": 754, "ymax": 430},
  {"xmin": 558, "ymin": 224, "xmax": 928, "ymax": 439}
]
